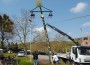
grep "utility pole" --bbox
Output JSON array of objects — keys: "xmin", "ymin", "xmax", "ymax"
[
  {"xmin": 29, "ymin": 20, "xmax": 32, "ymax": 62},
  {"xmin": 30, "ymin": 0, "xmax": 53, "ymax": 63}
]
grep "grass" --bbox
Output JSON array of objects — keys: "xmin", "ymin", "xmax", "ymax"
[
  {"xmin": 59, "ymin": 60, "xmax": 69, "ymax": 65},
  {"xmin": 18, "ymin": 56, "xmax": 33, "ymax": 65}
]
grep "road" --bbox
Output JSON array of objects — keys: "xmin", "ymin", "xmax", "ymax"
[
  {"xmin": 38, "ymin": 55, "xmax": 49, "ymax": 63},
  {"xmin": 0, "ymin": 60, "xmax": 4, "ymax": 65},
  {"xmin": 29, "ymin": 55, "xmax": 49, "ymax": 62},
  {"xmin": 29, "ymin": 55, "xmax": 50, "ymax": 63},
  {"xmin": 0, "ymin": 60, "xmax": 2, "ymax": 65}
]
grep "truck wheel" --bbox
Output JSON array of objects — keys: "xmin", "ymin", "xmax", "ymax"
[
  {"xmin": 66, "ymin": 60, "xmax": 70, "ymax": 64},
  {"xmin": 72, "ymin": 62, "xmax": 75, "ymax": 65},
  {"xmin": 79, "ymin": 64, "xmax": 83, "ymax": 65},
  {"xmin": 72, "ymin": 61, "xmax": 77, "ymax": 65}
]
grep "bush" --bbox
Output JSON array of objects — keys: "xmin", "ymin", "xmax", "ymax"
[
  {"xmin": 4, "ymin": 53, "xmax": 16, "ymax": 57},
  {"xmin": 18, "ymin": 57, "xmax": 33, "ymax": 65}
]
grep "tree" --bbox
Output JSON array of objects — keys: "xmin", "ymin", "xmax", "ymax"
[
  {"xmin": 14, "ymin": 10, "xmax": 33, "ymax": 50},
  {"xmin": 0, "ymin": 14, "xmax": 14, "ymax": 48},
  {"xmin": 54, "ymin": 33, "xmax": 69, "ymax": 42},
  {"xmin": 33, "ymin": 30, "xmax": 47, "ymax": 42},
  {"xmin": 51, "ymin": 33, "xmax": 70, "ymax": 52}
]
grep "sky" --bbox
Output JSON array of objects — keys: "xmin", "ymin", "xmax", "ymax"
[{"xmin": 0, "ymin": 0, "xmax": 90, "ymax": 39}]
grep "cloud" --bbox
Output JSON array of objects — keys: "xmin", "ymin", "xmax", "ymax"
[
  {"xmin": 85, "ymin": 32, "xmax": 90, "ymax": 35},
  {"xmin": 82, "ymin": 22, "xmax": 90, "ymax": 27},
  {"xmin": 67, "ymin": 32, "xmax": 72, "ymax": 35},
  {"xmin": 33, "ymin": 27, "xmax": 51, "ymax": 33},
  {"xmin": 70, "ymin": 2, "xmax": 87, "ymax": 13}
]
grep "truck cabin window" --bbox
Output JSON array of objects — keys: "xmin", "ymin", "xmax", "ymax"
[
  {"xmin": 72, "ymin": 47, "xmax": 77, "ymax": 54},
  {"xmin": 79, "ymin": 47, "xmax": 90, "ymax": 55}
]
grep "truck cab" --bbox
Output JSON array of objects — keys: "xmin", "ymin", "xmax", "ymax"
[{"xmin": 71, "ymin": 46, "xmax": 90, "ymax": 64}]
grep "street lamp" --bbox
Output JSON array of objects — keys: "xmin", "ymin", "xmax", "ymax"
[
  {"xmin": 28, "ymin": 19, "xmax": 32, "ymax": 62},
  {"xmin": 30, "ymin": 1, "xmax": 53, "ymax": 63}
]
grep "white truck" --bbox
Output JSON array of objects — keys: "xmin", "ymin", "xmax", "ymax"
[
  {"xmin": 57, "ymin": 46, "xmax": 90, "ymax": 65},
  {"xmin": 70, "ymin": 46, "xmax": 90, "ymax": 65},
  {"xmin": 46, "ymin": 23, "xmax": 90, "ymax": 65}
]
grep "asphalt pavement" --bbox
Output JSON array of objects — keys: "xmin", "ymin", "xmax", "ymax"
[
  {"xmin": 29, "ymin": 55, "xmax": 49, "ymax": 63},
  {"xmin": 0, "ymin": 60, "xmax": 4, "ymax": 65},
  {"xmin": 38, "ymin": 55, "xmax": 49, "ymax": 63}
]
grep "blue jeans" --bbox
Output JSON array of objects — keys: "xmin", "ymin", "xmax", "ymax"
[
  {"xmin": 34, "ymin": 59, "xmax": 38, "ymax": 65},
  {"xmin": 56, "ymin": 60, "xmax": 59, "ymax": 64}
]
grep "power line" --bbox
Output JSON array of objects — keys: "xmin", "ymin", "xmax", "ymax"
[
  {"xmin": 53, "ymin": 14, "xmax": 90, "ymax": 26},
  {"xmin": 61, "ymin": 14, "xmax": 90, "ymax": 22}
]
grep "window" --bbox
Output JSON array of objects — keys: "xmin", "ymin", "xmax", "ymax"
[
  {"xmin": 79, "ymin": 47, "xmax": 90, "ymax": 55},
  {"xmin": 83, "ymin": 37, "xmax": 88, "ymax": 40},
  {"xmin": 72, "ymin": 47, "xmax": 77, "ymax": 54},
  {"xmin": 86, "ymin": 42, "xmax": 88, "ymax": 45}
]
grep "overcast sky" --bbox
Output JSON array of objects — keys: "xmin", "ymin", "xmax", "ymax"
[{"xmin": 0, "ymin": 0, "xmax": 90, "ymax": 38}]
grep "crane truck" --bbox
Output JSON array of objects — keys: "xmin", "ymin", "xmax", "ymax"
[{"xmin": 46, "ymin": 23, "xmax": 90, "ymax": 65}]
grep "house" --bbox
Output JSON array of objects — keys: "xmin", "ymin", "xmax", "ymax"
[{"xmin": 81, "ymin": 36, "xmax": 90, "ymax": 46}]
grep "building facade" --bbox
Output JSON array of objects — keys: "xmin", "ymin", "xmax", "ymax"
[{"xmin": 81, "ymin": 36, "xmax": 90, "ymax": 46}]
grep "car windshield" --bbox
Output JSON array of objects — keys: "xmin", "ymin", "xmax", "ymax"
[
  {"xmin": 78, "ymin": 47, "xmax": 90, "ymax": 55},
  {"xmin": 19, "ymin": 51, "xmax": 24, "ymax": 53}
]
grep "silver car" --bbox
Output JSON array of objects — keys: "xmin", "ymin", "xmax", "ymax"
[{"xmin": 17, "ymin": 51, "xmax": 26, "ymax": 57}]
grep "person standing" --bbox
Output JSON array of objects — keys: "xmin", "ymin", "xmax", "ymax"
[
  {"xmin": 52, "ymin": 53, "xmax": 59, "ymax": 64},
  {"xmin": 33, "ymin": 51, "xmax": 39, "ymax": 65}
]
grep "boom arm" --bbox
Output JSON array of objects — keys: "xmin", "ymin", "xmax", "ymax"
[{"xmin": 46, "ymin": 23, "xmax": 80, "ymax": 46}]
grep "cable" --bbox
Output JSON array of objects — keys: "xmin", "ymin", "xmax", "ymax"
[
  {"xmin": 52, "ymin": 14, "xmax": 90, "ymax": 26},
  {"xmin": 61, "ymin": 14, "xmax": 90, "ymax": 22}
]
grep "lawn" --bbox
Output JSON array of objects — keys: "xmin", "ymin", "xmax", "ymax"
[{"xmin": 18, "ymin": 56, "xmax": 33, "ymax": 65}]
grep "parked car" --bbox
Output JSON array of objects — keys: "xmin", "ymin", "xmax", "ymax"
[{"xmin": 17, "ymin": 51, "xmax": 26, "ymax": 57}]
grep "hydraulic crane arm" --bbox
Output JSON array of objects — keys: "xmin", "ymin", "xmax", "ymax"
[{"xmin": 46, "ymin": 23, "xmax": 80, "ymax": 46}]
